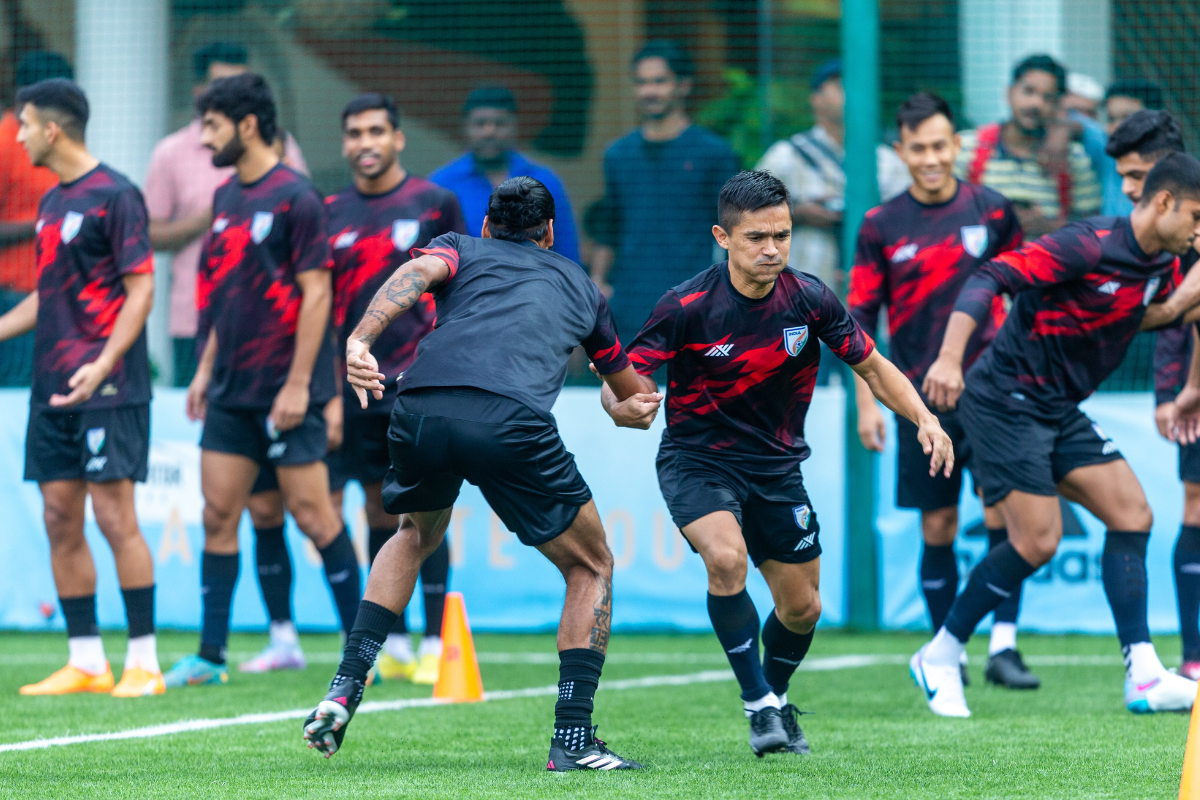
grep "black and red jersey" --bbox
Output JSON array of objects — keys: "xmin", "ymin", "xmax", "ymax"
[
  {"xmin": 327, "ymin": 176, "xmax": 466, "ymax": 414},
  {"xmin": 629, "ymin": 263, "xmax": 875, "ymax": 471},
  {"xmin": 849, "ymin": 183, "xmax": 1021, "ymax": 385},
  {"xmin": 1153, "ymin": 249, "xmax": 1200, "ymax": 405},
  {"xmin": 198, "ymin": 164, "xmax": 336, "ymax": 409},
  {"xmin": 957, "ymin": 215, "xmax": 1181, "ymax": 418},
  {"xmin": 33, "ymin": 163, "xmax": 153, "ymax": 409}
]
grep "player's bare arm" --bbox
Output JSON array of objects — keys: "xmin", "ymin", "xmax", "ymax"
[
  {"xmin": 1172, "ymin": 327, "xmax": 1200, "ymax": 445},
  {"xmin": 922, "ymin": 311, "xmax": 976, "ymax": 411},
  {"xmin": 346, "ymin": 253, "xmax": 450, "ymax": 407},
  {"xmin": 853, "ymin": 349, "xmax": 954, "ymax": 478},
  {"xmin": 1144, "ymin": 262, "xmax": 1200, "ymax": 329},
  {"xmin": 271, "ymin": 268, "xmax": 332, "ymax": 432},
  {"xmin": 186, "ymin": 328, "xmax": 217, "ymax": 422},
  {"xmin": 596, "ymin": 365, "xmax": 661, "ymax": 429},
  {"xmin": 0, "ymin": 291, "xmax": 38, "ymax": 342},
  {"xmin": 50, "ymin": 271, "xmax": 154, "ymax": 408},
  {"xmin": 852, "ymin": 373, "xmax": 887, "ymax": 452}
]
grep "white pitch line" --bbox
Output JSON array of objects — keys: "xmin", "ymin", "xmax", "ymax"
[{"xmin": 0, "ymin": 653, "xmax": 917, "ymax": 755}]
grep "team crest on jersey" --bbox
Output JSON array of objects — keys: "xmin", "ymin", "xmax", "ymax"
[
  {"xmin": 392, "ymin": 219, "xmax": 420, "ymax": 251},
  {"xmin": 1144, "ymin": 276, "xmax": 1162, "ymax": 306},
  {"xmin": 783, "ymin": 326, "xmax": 809, "ymax": 357},
  {"xmin": 960, "ymin": 225, "xmax": 988, "ymax": 258},
  {"xmin": 251, "ymin": 212, "xmax": 275, "ymax": 244},
  {"xmin": 793, "ymin": 504, "xmax": 811, "ymax": 530},
  {"xmin": 86, "ymin": 427, "xmax": 105, "ymax": 455},
  {"xmin": 60, "ymin": 211, "xmax": 84, "ymax": 244}
]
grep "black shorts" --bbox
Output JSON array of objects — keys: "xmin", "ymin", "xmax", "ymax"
[
  {"xmin": 250, "ymin": 448, "xmax": 346, "ymax": 495},
  {"xmin": 656, "ymin": 447, "xmax": 821, "ymax": 568},
  {"xmin": 24, "ymin": 404, "xmax": 149, "ymax": 483},
  {"xmin": 341, "ymin": 413, "xmax": 392, "ymax": 486},
  {"xmin": 201, "ymin": 405, "xmax": 327, "ymax": 470},
  {"xmin": 1182, "ymin": 442, "xmax": 1200, "ymax": 485},
  {"xmin": 896, "ymin": 408, "xmax": 973, "ymax": 511},
  {"xmin": 959, "ymin": 389, "xmax": 1123, "ymax": 507},
  {"xmin": 382, "ymin": 388, "xmax": 592, "ymax": 547}
]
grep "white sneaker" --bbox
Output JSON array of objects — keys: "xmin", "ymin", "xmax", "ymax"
[
  {"xmin": 1125, "ymin": 669, "xmax": 1198, "ymax": 713},
  {"xmin": 239, "ymin": 643, "xmax": 307, "ymax": 673},
  {"xmin": 910, "ymin": 645, "xmax": 970, "ymax": 718}
]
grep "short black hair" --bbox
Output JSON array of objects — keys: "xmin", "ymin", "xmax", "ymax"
[
  {"xmin": 195, "ymin": 73, "xmax": 277, "ymax": 145},
  {"xmin": 194, "ymin": 41, "xmax": 248, "ymax": 83},
  {"xmin": 1105, "ymin": 79, "xmax": 1163, "ymax": 111},
  {"xmin": 15, "ymin": 78, "xmax": 88, "ymax": 141},
  {"xmin": 1105, "ymin": 110, "xmax": 1184, "ymax": 160},
  {"xmin": 632, "ymin": 40, "xmax": 694, "ymax": 79},
  {"xmin": 486, "ymin": 176, "xmax": 555, "ymax": 242},
  {"xmin": 896, "ymin": 91, "xmax": 954, "ymax": 133},
  {"xmin": 463, "ymin": 85, "xmax": 516, "ymax": 117},
  {"xmin": 717, "ymin": 170, "xmax": 791, "ymax": 231},
  {"xmin": 15, "ymin": 51, "xmax": 73, "ymax": 90},
  {"xmin": 1011, "ymin": 54, "xmax": 1066, "ymax": 96},
  {"xmin": 1139, "ymin": 152, "xmax": 1200, "ymax": 207},
  {"xmin": 342, "ymin": 92, "xmax": 399, "ymax": 130}
]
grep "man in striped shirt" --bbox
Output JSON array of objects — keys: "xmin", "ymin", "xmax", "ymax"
[{"xmin": 955, "ymin": 54, "xmax": 1101, "ymax": 240}]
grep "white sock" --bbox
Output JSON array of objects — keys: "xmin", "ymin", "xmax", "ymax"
[
  {"xmin": 125, "ymin": 634, "xmax": 160, "ymax": 673},
  {"xmin": 1125, "ymin": 642, "xmax": 1164, "ymax": 684},
  {"xmin": 924, "ymin": 627, "xmax": 965, "ymax": 667},
  {"xmin": 385, "ymin": 633, "xmax": 414, "ymax": 662},
  {"xmin": 778, "ymin": 692, "xmax": 788, "ymax": 706},
  {"xmin": 743, "ymin": 691, "xmax": 781, "ymax": 717},
  {"xmin": 418, "ymin": 636, "xmax": 443, "ymax": 659},
  {"xmin": 269, "ymin": 620, "xmax": 299, "ymax": 649},
  {"xmin": 988, "ymin": 622, "xmax": 1017, "ymax": 656},
  {"xmin": 67, "ymin": 636, "xmax": 107, "ymax": 674}
]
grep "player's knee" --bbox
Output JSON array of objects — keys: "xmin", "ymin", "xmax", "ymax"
[
  {"xmin": 921, "ymin": 507, "xmax": 958, "ymax": 546},
  {"xmin": 90, "ymin": 498, "xmax": 137, "ymax": 541},
  {"xmin": 42, "ymin": 498, "xmax": 80, "ymax": 539},
  {"xmin": 1126, "ymin": 500, "xmax": 1153, "ymax": 533},
  {"xmin": 776, "ymin": 594, "xmax": 821, "ymax": 632},
  {"xmin": 704, "ymin": 545, "xmax": 747, "ymax": 589}
]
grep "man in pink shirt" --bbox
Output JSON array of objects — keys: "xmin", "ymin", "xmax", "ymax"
[{"xmin": 144, "ymin": 42, "xmax": 306, "ymax": 386}]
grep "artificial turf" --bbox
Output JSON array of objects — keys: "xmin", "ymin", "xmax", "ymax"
[{"xmin": 0, "ymin": 629, "xmax": 1190, "ymax": 799}]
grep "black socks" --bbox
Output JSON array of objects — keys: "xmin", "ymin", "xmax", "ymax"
[
  {"xmin": 60, "ymin": 594, "xmax": 99, "ymax": 638},
  {"xmin": 1102, "ymin": 530, "xmax": 1152, "ymax": 648},
  {"xmin": 254, "ymin": 525, "xmax": 293, "ymax": 623},
  {"xmin": 987, "ymin": 527, "xmax": 1023, "ymax": 625},
  {"xmin": 319, "ymin": 528, "xmax": 361, "ymax": 636},
  {"xmin": 121, "ymin": 585, "xmax": 155, "ymax": 638},
  {"xmin": 421, "ymin": 538, "xmax": 450, "ymax": 636},
  {"xmin": 944, "ymin": 541, "xmax": 1036, "ymax": 643},
  {"xmin": 553, "ymin": 648, "xmax": 605, "ymax": 750},
  {"xmin": 200, "ymin": 552, "xmax": 240, "ymax": 664},
  {"xmin": 1176, "ymin": 525, "xmax": 1200, "ymax": 661},
  {"xmin": 707, "ymin": 589, "xmax": 771, "ymax": 702},
  {"xmin": 336, "ymin": 600, "xmax": 397, "ymax": 683},
  {"xmin": 920, "ymin": 543, "xmax": 958, "ymax": 631},
  {"xmin": 761, "ymin": 609, "xmax": 814, "ymax": 698}
]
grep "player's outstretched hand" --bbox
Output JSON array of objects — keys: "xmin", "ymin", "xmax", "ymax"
[
  {"xmin": 857, "ymin": 399, "xmax": 887, "ymax": 452},
  {"xmin": 608, "ymin": 392, "xmax": 664, "ymax": 429},
  {"xmin": 917, "ymin": 415, "xmax": 955, "ymax": 478},
  {"xmin": 186, "ymin": 373, "xmax": 209, "ymax": 422},
  {"xmin": 346, "ymin": 339, "xmax": 385, "ymax": 409},
  {"xmin": 49, "ymin": 359, "xmax": 112, "ymax": 408},
  {"xmin": 270, "ymin": 381, "xmax": 310, "ymax": 433},
  {"xmin": 1175, "ymin": 386, "xmax": 1200, "ymax": 445},
  {"xmin": 921, "ymin": 356, "xmax": 965, "ymax": 411}
]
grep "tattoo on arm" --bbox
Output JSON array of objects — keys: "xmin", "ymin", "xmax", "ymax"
[
  {"xmin": 351, "ymin": 265, "xmax": 429, "ymax": 346},
  {"xmin": 589, "ymin": 573, "xmax": 612, "ymax": 652}
]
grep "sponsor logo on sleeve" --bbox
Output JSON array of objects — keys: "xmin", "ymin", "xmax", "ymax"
[
  {"xmin": 960, "ymin": 225, "xmax": 989, "ymax": 258},
  {"xmin": 704, "ymin": 343, "xmax": 735, "ymax": 357},
  {"xmin": 251, "ymin": 212, "xmax": 275, "ymax": 244},
  {"xmin": 784, "ymin": 326, "xmax": 809, "ymax": 357}
]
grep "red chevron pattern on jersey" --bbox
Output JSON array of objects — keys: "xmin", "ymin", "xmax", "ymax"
[
  {"xmin": 33, "ymin": 163, "xmax": 153, "ymax": 409},
  {"xmin": 849, "ymin": 182, "xmax": 1021, "ymax": 385},
  {"xmin": 956, "ymin": 215, "xmax": 1181, "ymax": 417},
  {"xmin": 629, "ymin": 263, "xmax": 874, "ymax": 470},
  {"xmin": 199, "ymin": 163, "xmax": 336, "ymax": 409},
  {"xmin": 326, "ymin": 176, "xmax": 465, "ymax": 413}
]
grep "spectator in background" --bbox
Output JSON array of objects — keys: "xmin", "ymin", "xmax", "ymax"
[
  {"xmin": 1062, "ymin": 72, "xmax": 1104, "ymax": 119},
  {"xmin": 143, "ymin": 42, "xmax": 307, "ymax": 387},
  {"xmin": 0, "ymin": 51, "xmax": 74, "ymax": 386},
  {"xmin": 430, "ymin": 86, "xmax": 579, "ymax": 263},
  {"xmin": 956, "ymin": 54, "xmax": 1100, "ymax": 239},
  {"xmin": 757, "ymin": 59, "xmax": 909, "ymax": 294},
  {"xmin": 1106, "ymin": 79, "xmax": 1163, "ymax": 133},
  {"xmin": 590, "ymin": 40, "xmax": 739, "ymax": 339}
]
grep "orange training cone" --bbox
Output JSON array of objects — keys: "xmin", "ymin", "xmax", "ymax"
[
  {"xmin": 432, "ymin": 592, "xmax": 484, "ymax": 703},
  {"xmin": 1180, "ymin": 683, "xmax": 1200, "ymax": 799}
]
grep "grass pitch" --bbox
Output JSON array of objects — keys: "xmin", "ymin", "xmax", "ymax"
[{"xmin": 0, "ymin": 629, "xmax": 1189, "ymax": 799}]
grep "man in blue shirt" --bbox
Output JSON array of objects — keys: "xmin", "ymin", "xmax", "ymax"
[
  {"xmin": 1068, "ymin": 79, "xmax": 1164, "ymax": 217},
  {"xmin": 589, "ymin": 40, "xmax": 740, "ymax": 339},
  {"xmin": 430, "ymin": 85, "xmax": 580, "ymax": 263}
]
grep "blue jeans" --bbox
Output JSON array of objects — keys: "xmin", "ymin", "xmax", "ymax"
[{"xmin": 0, "ymin": 289, "xmax": 33, "ymax": 386}]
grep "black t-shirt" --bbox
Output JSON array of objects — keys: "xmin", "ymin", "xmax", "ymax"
[
  {"xmin": 400, "ymin": 232, "xmax": 630, "ymax": 418},
  {"xmin": 33, "ymin": 163, "xmax": 153, "ymax": 409},
  {"xmin": 198, "ymin": 163, "xmax": 336, "ymax": 409}
]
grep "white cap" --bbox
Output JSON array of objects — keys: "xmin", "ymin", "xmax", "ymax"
[{"xmin": 1067, "ymin": 72, "xmax": 1104, "ymax": 102}]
